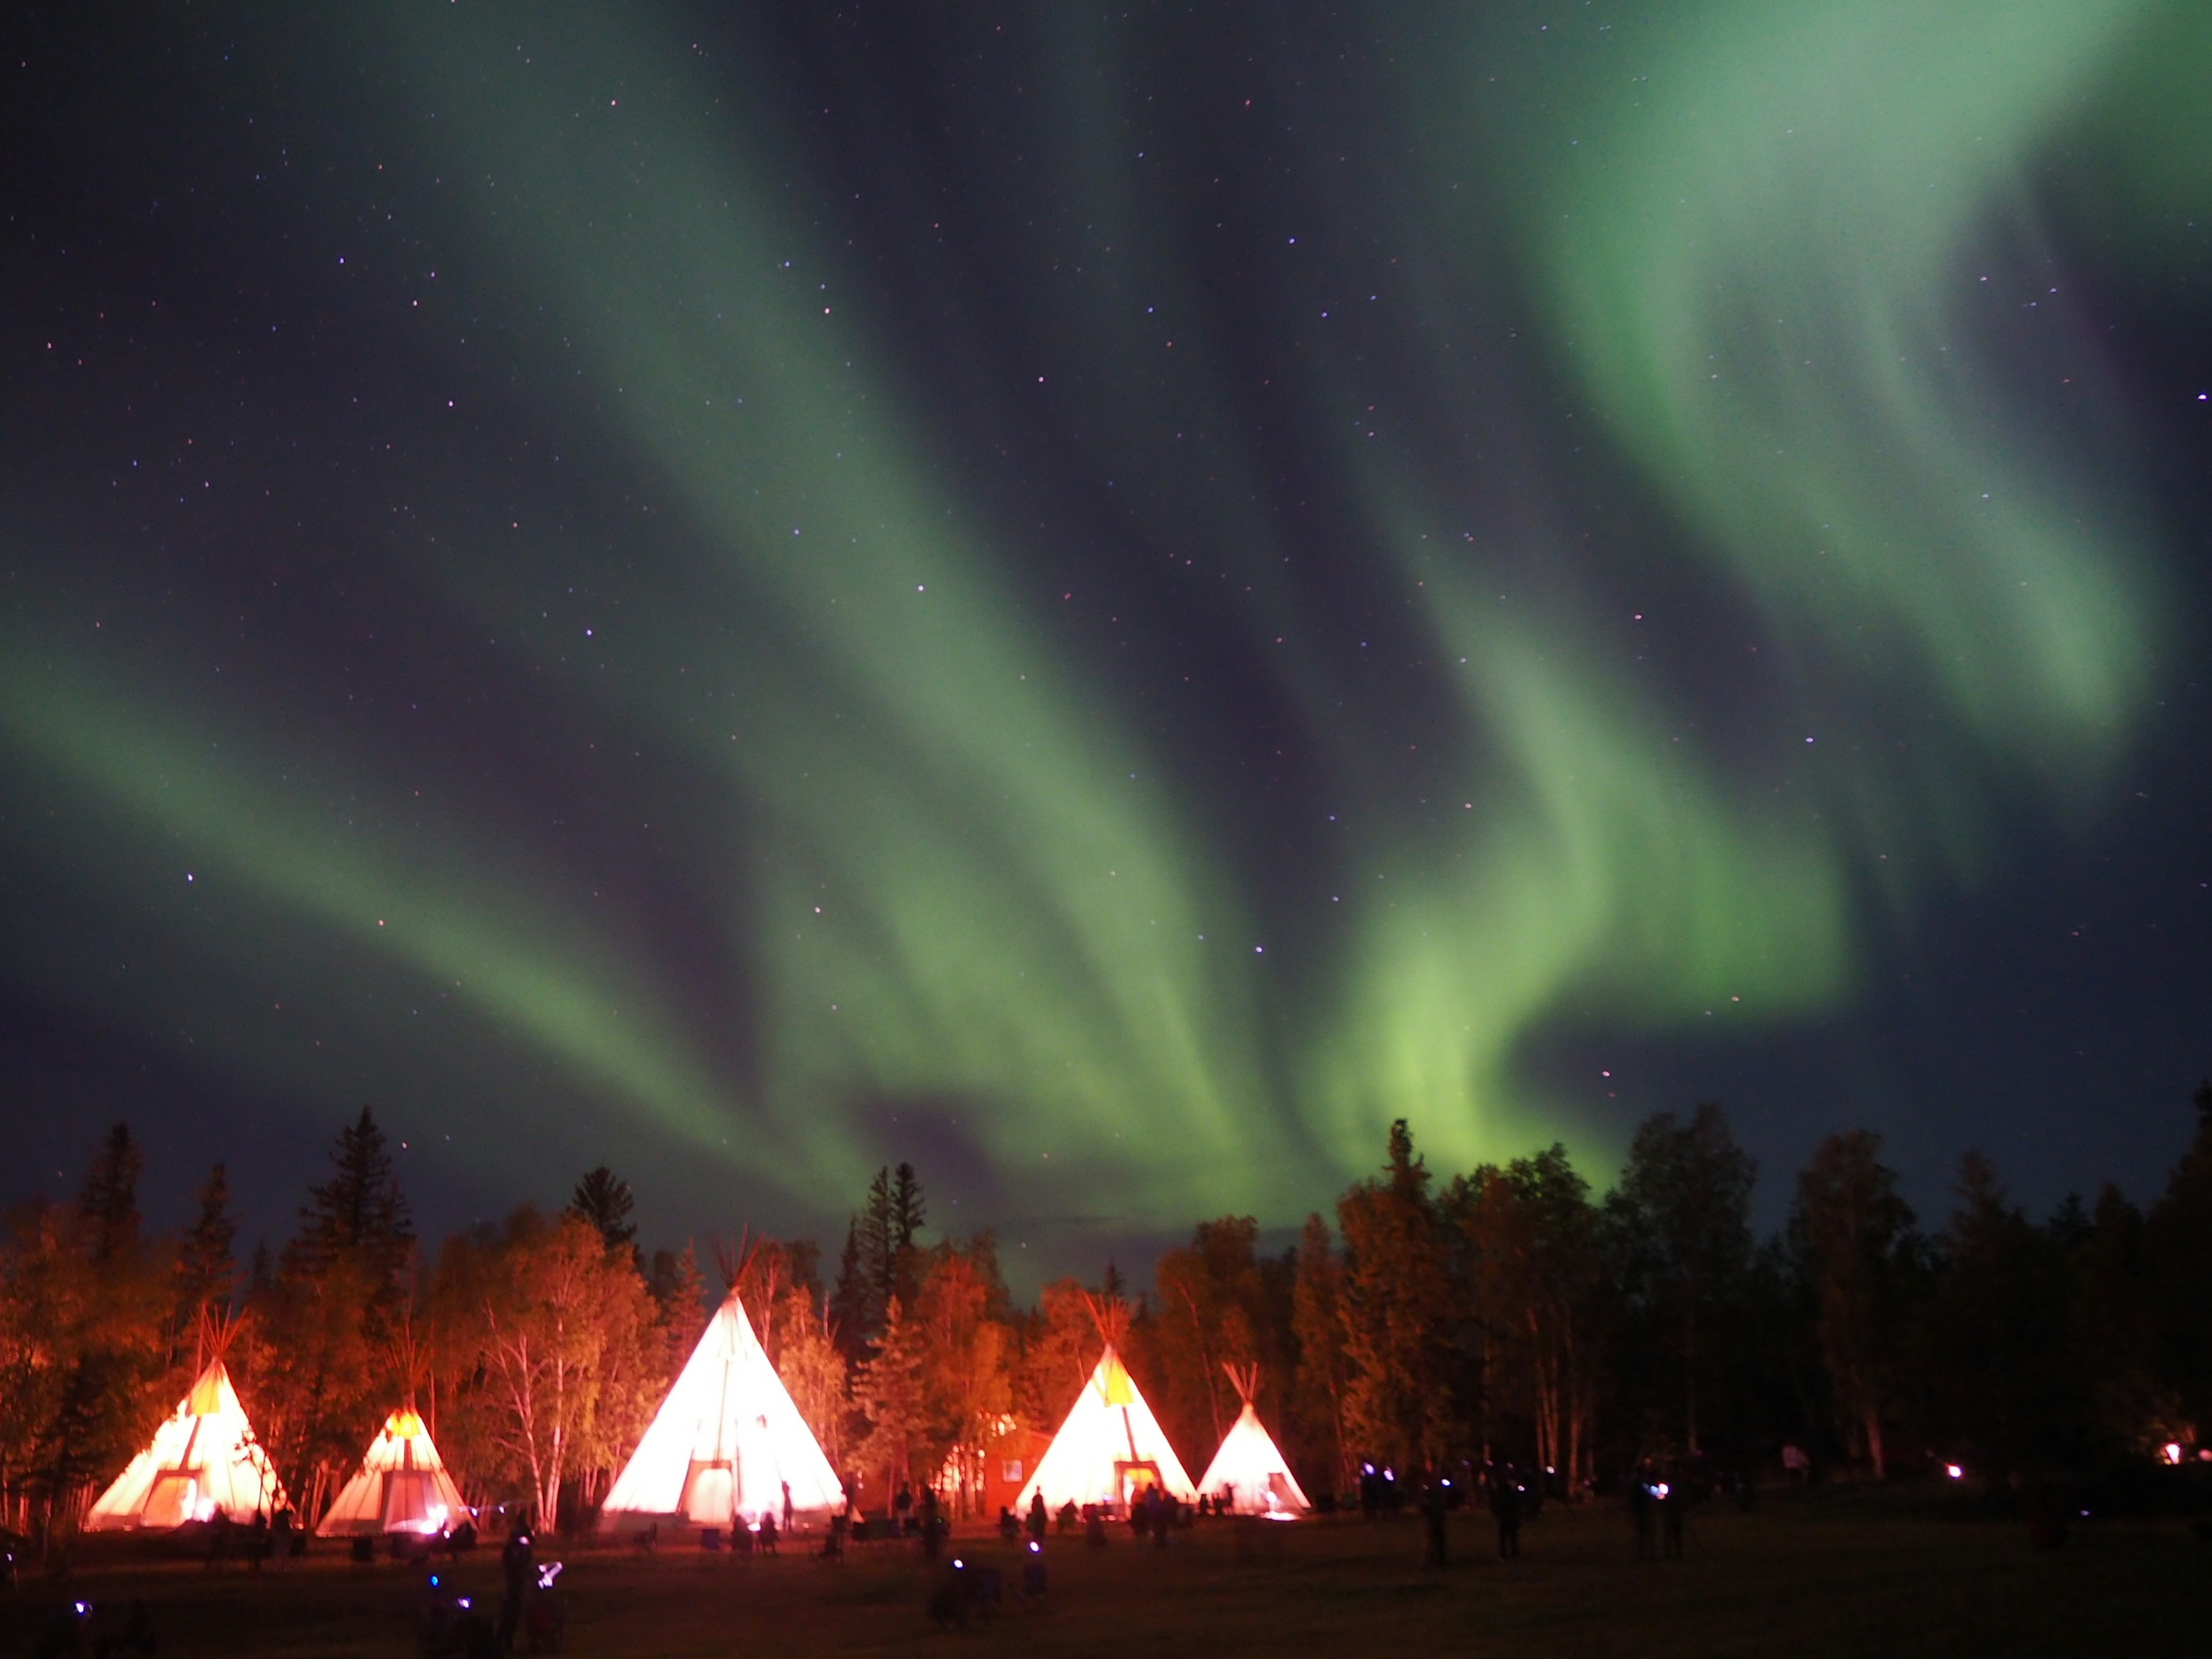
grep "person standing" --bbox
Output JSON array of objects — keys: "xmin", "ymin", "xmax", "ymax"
[
  {"xmin": 1421, "ymin": 1479, "xmax": 1449, "ymax": 1569},
  {"xmin": 1027, "ymin": 1490, "xmax": 1047, "ymax": 1546},
  {"xmin": 1661, "ymin": 1480, "xmax": 1685, "ymax": 1559},
  {"xmin": 497, "ymin": 1521, "xmax": 534, "ymax": 1654},
  {"xmin": 1628, "ymin": 1477, "xmax": 1656, "ymax": 1560},
  {"xmin": 782, "ymin": 1480, "xmax": 794, "ymax": 1534},
  {"xmin": 1490, "ymin": 1473, "xmax": 1521, "ymax": 1560}
]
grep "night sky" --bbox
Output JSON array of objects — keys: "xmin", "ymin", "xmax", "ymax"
[{"xmin": 5, "ymin": 3, "xmax": 2210, "ymax": 1285}]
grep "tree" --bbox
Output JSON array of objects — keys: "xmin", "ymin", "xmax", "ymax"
[
  {"xmin": 646, "ymin": 1242, "xmax": 709, "ymax": 1382},
  {"xmin": 430, "ymin": 1209, "xmax": 656, "ymax": 1529},
  {"xmin": 1290, "ymin": 1214, "xmax": 1353, "ymax": 1493},
  {"xmin": 175, "ymin": 1164, "xmax": 238, "ymax": 1366},
  {"xmin": 0, "ymin": 1128, "xmax": 168, "ymax": 1526},
  {"xmin": 773, "ymin": 1283, "xmax": 850, "ymax": 1473},
  {"xmin": 851, "ymin": 1295, "xmax": 930, "ymax": 1502},
  {"xmin": 1015, "ymin": 1278, "xmax": 1104, "ymax": 1431},
  {"xmin": 294, "ymin": 1106, "xmax": 414, "ymax": 1297},
  {"xmin": 1788, "ymin": 1131, "xmax": 1922, "ymax": 1477},
  {"xmin": 78, "ymin": 1124, "xmax": 143, "ymax": 1267},
  {"xmin": 2145, "ymin": 1085, "xmax": 2212, "ymax": 1442},
  {"xmin": 262, "ymin": 1108, "xmax": 416, "ymax": 1516},
  {"xmin": 912, "ymin": 1238, "xmax": 1014, "ymax": 1516},
  {"xmin": 1606, "ymin": 1104, "xmax": 1756, "ymax": 1456},
  {"xmin": 832, "ymin": 1163, "xmax": 928, "ymax": 1362},
  {"xmin": 1921, "ymin": 1153, "xmax": 2082, "ymax": 1474},
  {"xmin": 567, "ymin": 1167, "xmax": 637, "ymax": 1253},
  {"xmin": 1337, "ymin": 1121, "xmax": 1458, "ymax": 1472},
  {"xmin": 1449, "ymin": 1143, "xmax": 1603, "ymax": 1491}
]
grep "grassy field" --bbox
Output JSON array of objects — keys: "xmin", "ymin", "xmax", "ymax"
[{"xmin": 7, "ymin": 1489, "xmax": 2209, "ymax": 1657}]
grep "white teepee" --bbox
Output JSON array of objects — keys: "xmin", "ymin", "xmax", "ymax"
[
  {"xmin": 85, "ymin": 1359, "xmax": 286, "ymax": 1531},
  {"xmin": 599, "ymin": 1292, "xmax": 842, "ymax": 1530},
  {"xmin": 1196, "ymin": 1364, "xmax": 1309, "ymax": 1516},
  {"xmin": 1017, "ymin": 1346, "xmax": 1196, "ymax": 1513},
  {"xmin": 317, "ymin": 1408, "xmax": 468, "ymax": 1536}
]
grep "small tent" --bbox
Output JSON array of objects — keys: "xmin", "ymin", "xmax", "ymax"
[
  {"xmin": 1195, "ymin": 1364, "xmax": 1309, "ymax": 1516},
  {"xmin": 85, "ymin": 1359, "xmax": 286, "ymax": 1531},
  {"xmin": 317, "ymin": 1408, "xmax": 468, "ymax": 1536},
  {"xmin": 1017, "ymin": 1345, "xmax": 1196, "ymax": 1513},
  {"xmin": 599, "ymin": 1291, "xmax": 842, "ymax": 1531}
]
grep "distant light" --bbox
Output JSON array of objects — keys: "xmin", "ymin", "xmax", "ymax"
[
  {"xmin": 1028, "ymin": 1540, "xmax": 1040, "ymax": 1554},
  {"xmin": 953, "ymin": 1558, "xmax": 964, "ymax": 1569},
  {"xmin": 2162, "ymin": 1442, "xmax": 2184, "ymax": 1465},
  {"xmin": 1945, "ymin": 1464, "xmax": 1963, "ymax": 1480}
]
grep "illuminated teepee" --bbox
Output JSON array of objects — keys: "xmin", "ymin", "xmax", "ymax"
[
  {"xmin": 317, "ymin": 1407, "xmax": 468, "ymax": 1536},
  {"xmin": 599, "ymin": 1291, "xmax": 843, "ymax": 1530},
  {"xmin": 1017, "ymin": 1296, "xmax": 1196, "ymax": 1513},
  {"xmin": 85, "ymin": 1358, "xmax": 286, "ymax": 1531},
  {"xmin": 1195, "ymin": 1363, "xmax": 1309, "ymax": 1516}
]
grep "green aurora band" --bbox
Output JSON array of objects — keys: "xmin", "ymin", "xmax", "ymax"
[{"xmin": 1, "ymin": 2, "xmax": 2199, "ymax": 1229}]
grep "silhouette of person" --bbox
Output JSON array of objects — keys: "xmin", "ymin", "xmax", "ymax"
[
  {"xmin": 497, "ymin": 1521, "xmax": 535, "ymax": 1653},
  {"xmin": 1490, "ymin": 1472, "xmax": 1521, "ymax": 1560},
  {"xmin": 1628, "ymin": 1477, "xmax": 1656, "ymax": 1560},
  {"xmin": 782, "ymin": 1480, "xmax": 794, "ymax": 1533},
  {"xmin": 1421, "ymin": 1479, "xmax": 1449, "ymax": 1568},
  {"xmin": 1027, "ymin": 1490, "xmax": 1047, "ymax": 1544}
]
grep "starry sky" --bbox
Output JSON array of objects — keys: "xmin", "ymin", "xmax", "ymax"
[{"xmin": 4, "ymin": 2, "xmax": 2209, "ymax": 1283}]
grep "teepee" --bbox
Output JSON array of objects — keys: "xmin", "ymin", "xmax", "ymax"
[
  {"xmin": 599, "ymin": 1290, "xmax": 842, "ymax": 1530},
  {"xmin": 1196, "ymin": 1363, "xmax": 1309, "ymax": 1516},
  {"xmin": 85, "ymin": 1358, "xmax": 285, "ymax": 1531},
  {"xmin": 1017, "ymin": 1297, "xmax": 1196, "ymax": 1512},
  {"xmin": 317, "ymin": 1407, "xmax": 468, "ymax": 1536}
]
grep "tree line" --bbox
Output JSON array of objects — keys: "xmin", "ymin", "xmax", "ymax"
[{"xmin": 5, "ymin": 1088, "xmax": 2209, "ymax": 1536}]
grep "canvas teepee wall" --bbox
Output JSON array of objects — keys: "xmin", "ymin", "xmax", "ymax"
[
  {"xmin": 317, "ymin": 1408, "xmax": 468, "ymax": 1536},
  {"xmin": 1195, "ymin": 1364, "xmax": 1309, "ymax": 1515},
  {"xmin": 599, "ymin": 1292, "xmax": 842, "ymax": 1529},
  {"xmin": 85, "ymin": 1359, "xmax": 286, "ymax": 1531},
  {"xmin": 1017, "ymin": 1345, "xmax": 1197, "ymax": 1512}
]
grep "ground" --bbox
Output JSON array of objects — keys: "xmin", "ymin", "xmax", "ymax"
[{"xmin": 6, "ymin": 1488, "xmax": 2208, "ymax": 1657}]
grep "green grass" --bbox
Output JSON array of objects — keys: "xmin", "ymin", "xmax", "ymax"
[{"xmin": 12, "ymin": 1490, "xmax": 2209, "ymax": 1657}]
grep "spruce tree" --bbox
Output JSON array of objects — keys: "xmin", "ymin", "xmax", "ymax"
[
  {"xmin": 77, "ymin": 1123, "xmax": 142, "ymax": 1266},
  {"xmin": 567, "ymin": 1166, "xmax": 638, "ymax": 1252},
  {"xmin": 296, "ymin": 1105, "xmax": 414, "ymax": 1294},
  {"xmin": 176, "ymin": 1163, "xmax": 238, "ymax": 1352}
]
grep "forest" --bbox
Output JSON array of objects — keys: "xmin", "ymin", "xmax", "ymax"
[{"xmin": 4, "ymin": 1089, "xmax": 2209, "ymax": 1539}]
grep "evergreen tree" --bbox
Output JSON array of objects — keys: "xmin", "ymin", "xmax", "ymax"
[
  {"xmin": 830, "ymin": 1215, "xmax": 873, "ymax": 1364},
  {"xmin": 1338, "ymin": 1120, "xmax": 1458, "ymax": 1472},
  {"xmin": 1922, "ymin": 1152, "xmax": 2082, "ymax": 1473},
  {"xmin": 1606, "ymin": 1103, "xmax": 1756, "ymax": 1456},
  {"xmin": 175, "ymin": 1163, "xmax": 238, "ymax": 1359},
  {"xmin": 1788, "ymin": 1131, "xmax": 1923, "ymax": 1477},
  {"xmin": 567, "ymin": 1166, "xmax": 638, "ymax": 1253},
  {"xmin": 77, "ymin": 1123, "xmax": 142, "ymax": 1267},
  {"xmin": 295, "ymin": 1105, "xmax": 414, "ymax": 1293}
]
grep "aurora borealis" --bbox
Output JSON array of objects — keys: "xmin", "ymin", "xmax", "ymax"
[{"xmin": 4, "ymin": 3, "xmax": 2209, "ymax": 1267}]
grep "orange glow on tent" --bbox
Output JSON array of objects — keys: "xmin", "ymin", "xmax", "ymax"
[
  {"xmin": 599, "ymin": 1292, "xmax": 843, "ymax": 1530},
  {"xmin": 1017, "ymin": 1345, "xmax": 1196, "ymax": 1513},
  {"xmin": 85, "ymin": 1360, "xmax": 286, "ymax": 1532},
  {"xmin": 317, "ymin": 1407, "xmax": 469, "ymax": 1536}
]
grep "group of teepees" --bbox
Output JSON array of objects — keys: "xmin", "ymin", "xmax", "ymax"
[
  {"xmin": 84, "ymin": 1311, "xmax": 465, "ymax": 1538},
  {"xmin": 1017, "ymin": 1293, "xmax": 1309, "ymax": 1518},
  {"xmin": 83, "ymin": 1265, "xmax": 1309, "ymax": 1539}
]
